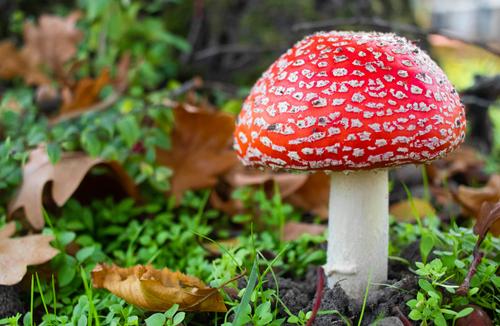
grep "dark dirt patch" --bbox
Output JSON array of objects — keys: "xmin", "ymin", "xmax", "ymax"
[
  {"xmin": 0, "ymin": 285, "xmax": 25, "ymax": 318},
  {"xmin": 267, "ymin": 261, "xmax": 418, "ymax": 326}
]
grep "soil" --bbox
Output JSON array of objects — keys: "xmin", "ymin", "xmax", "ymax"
[
  {"xmin": 0, "ymin": 251, "xmax": 419, "ymax": 325},
  {"xmin": 266, "ymin": 265, "xmax": 417, "ymax": 326},
  {"xmin": 0, "ymin": 285, "xmax": 25, "ymax": 318},
  {"xmin": 263, "ymin": 241, "xmax": 421, "ymax": 325}
]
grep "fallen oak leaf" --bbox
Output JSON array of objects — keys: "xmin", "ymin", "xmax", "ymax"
[
  {"xmin": 21, "ymin": 11, "xmax": 83, "ymax": 80},
  {"xmin": 227, "ymin": 166, "xmax": 308, "ymax": 197},
  {"xmin": 455, "ymin": 174, "xmax": 500, "ymax": 218},
  {"xmin": 210, "ymin": 165, "xmax": 308, "ymax": 215},
  {"xmin": 283, "ymin": 222, "xmax": 326, "ymax": 242},
  {"xmin": 427, "ymin": 146, "xmax": 485, "ymax": 186},
  {"xmin": 0, "ymin": 222, "xmax": 58, "ymax": 285},
  {"xmin": 0, "ymin": 40, "xmax": 49, "ymax": 85},
  {"xmin": 157, "ymin": 105, "xmax": 237, "ymax": 203},
  {"xmin": 8, "ymin": 147, "xmax": 138, "ymax": 229},
  {"xmin": 92, "ymin": 264, "xmax": 227, "ymax": 312}
]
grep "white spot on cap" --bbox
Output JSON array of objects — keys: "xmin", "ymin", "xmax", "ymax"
[
  {"xmin": 410, "ymin": 85, "xmax": 423, "ymax": 94},
  {"xmin": 332, "ymin": 98, "xmax": 346, "ymax": 106},
  {"xmin": 352, "ymin": 92, "xmax": 366, "ymax": 103},
  {"xmin": 353, "ymin": 148, "xmax": 365, "ymax": 157},
  {"xmin": 333, "ymin": 68, "xmax": 348, "ymax": 76}
]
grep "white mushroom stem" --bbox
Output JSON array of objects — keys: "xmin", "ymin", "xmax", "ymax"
[{"xmin": 324, "ymin": 169, "xmax": 388, "ymax": 300}]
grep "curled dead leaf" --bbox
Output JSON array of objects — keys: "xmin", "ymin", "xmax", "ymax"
[
  {"xmin": 455, "ymin": 174, "xmax": 500, "ymax": 216},
  {"xmin": 474, "ymin": 202, "xmax": 500, "ymax": 238},
  {"xmin": 0, "ymin": 222, "xmax": 58, "ymax": 285},
  {"xmin": 8, "ymin": 147, "xmax": 138, "ymax": 229},
  {"xmin": 157, "ymin": 105, "xmax": 237, "ymax": 203},
  {"xmin": 454, "ymin": 174, "xmax": 500, "ymax": 236},
  {"xmin": 427, "ymin": 146, "xmax": 485, "ymax": 185},
  {"xmin": 390, "ymin": 198, "xmax": 436, "ymax": 222},
  {"xmin": 60, "ymin": 69, "xmax": 111, "ymax": 113},
  {"xmin": 92, "ymin": 264, "xmax": 227, "ymax": 312}
]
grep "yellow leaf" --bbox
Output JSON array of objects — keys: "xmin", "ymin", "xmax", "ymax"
[
  {"xmin": 91, "ymin": 264, "xmax": 227, "ymax": 312},
  {"xmin": 390, "ymin": 198, "xmax": 436, "ymax": 222}
]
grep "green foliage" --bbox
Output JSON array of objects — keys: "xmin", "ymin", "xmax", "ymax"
[
  {"xmin": 395, "ymin": 217, "xmax": 500, "ymax": 325},
  {"xmin": 145, "ymin": 304, "xmax": 185, "ymax": 326}
]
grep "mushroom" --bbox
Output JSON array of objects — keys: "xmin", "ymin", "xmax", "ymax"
[{"xmin": 233, "ymin": 31, "xmax": 466, "ymax": 299}]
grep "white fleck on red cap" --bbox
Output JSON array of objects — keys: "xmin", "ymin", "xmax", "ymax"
[{"xmin": 234, "ymin": 31, "xmax": 466, "ymax": 170}]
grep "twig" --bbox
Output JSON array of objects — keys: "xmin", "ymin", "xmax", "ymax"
[
  {"xmin": 169, "ymin": 76, "xmax": 203, "ymax": 97},
  {"xmin": 456, "ymin": 249, "xmax": 484, "ymax": 296},
  {"xmin": 394, "ymin": 306, "xmax": 413, "ymax": 326},
  {"xmin": 292, "ymin": 17, "xmax": 500, "ymax": 56},
  {"xmin": 306, "ymin": 267, "xmax": 325, "ymax": 326},
  {"xmin": 49, "ymin": 77, "xmax": 203, "ymax": 126},
  {"xmin": 48, "ymin": 90, "xmax": 122, "ymax": 126},
  {"xmin": 181, "ymin": 0, "xmax": 205, "ymax": 63}
]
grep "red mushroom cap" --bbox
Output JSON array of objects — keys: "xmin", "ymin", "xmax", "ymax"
[{"xmin": 234, "ymin": 31, "xmax": 466, "ymax": 171}]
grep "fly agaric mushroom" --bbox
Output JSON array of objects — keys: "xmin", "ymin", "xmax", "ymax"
[{"xmin": 234, "ymin": 31, "xmax": 466, "ymax": 299}]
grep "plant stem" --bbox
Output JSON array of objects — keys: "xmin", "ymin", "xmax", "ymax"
[{"xmin": 306, "ymin": 267, "xmax": 325, "ymax": 326}]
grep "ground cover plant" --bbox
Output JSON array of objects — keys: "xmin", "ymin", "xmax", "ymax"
[{"xmin": 0, "ymin": 1, "xmax": 499, "ymax": 325}]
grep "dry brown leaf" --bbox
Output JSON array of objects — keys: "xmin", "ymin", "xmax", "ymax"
[
  {"xmin": 22, "ymin": 12, "xmax": 83, "ymax": 80},
  {"xmin": 92, "ymin": 264, "xmax": 227, "ymax": 312},
  {"xmin": 474, "ymin": 202, "xmax": 500, "ymax": 237},
  {"xmin": 0, "ymin": 41, "xmax": 27, "ymax": 80},
  {"xmin": 286, "ymin": 172, "xmax": 330, "ymax": 219},
  {"xmin": 60, "ymin": 69, "xmax": 111, "ymax": 113},
  {"xmin": 390, "ymin": 198, "xmax": 436, "ymax": 222},
  {"xmin": 227, "ymin": 166, "xmax": 308, "ymax": 197},
  {"xmin": 210, "ymin": 165, "xmax": 308, "ymax": 215},
  {"xmin": 8, "ymin": 147, "xmax": 137, "ymax": 229},
  {"xmin": 0, "ymin": 222, "xmax": 58, "ymax": 285},
  {"xmin": 0, "ymin": 41, "xmax": 49, "ymax": 85},
  {"xmin": 455, "ymin": 174, "xmax": 500, "ymax": 235},
  {"xmin": 157, "ymin": 106, "xmax": 237, "ymax": 203},
  {"xmin": 283, "ymin": 222, "xmax": 326, "ymax": 242},
  {"xmin": 428, "ymin": 146, "xmax": 485, "ymax": 185}
]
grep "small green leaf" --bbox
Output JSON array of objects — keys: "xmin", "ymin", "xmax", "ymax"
[
  {"xmin": 76, "ymin": 246, "xmax": 95, "ymax": 262},
  {"xmin": 408, "ymin": 309, "xmax": 422, "ymax": 321},
  {"xmin": 145, "ymin": 313, "xmax": 166, "ymax": 326},
  {"xmin": 117, "ymin": 115, "xmax": 141, "ymax": 148},
  {"xmin": 165, "ymin": 304, "xmax": 179, "ymax": 319},
  {"xmin": 420, "ymin": 230, "xmax": 435, "ymax": 263},
  {"xmin": 81, "ymin": 130, "xmax": 102, "ymax": 156},
  {"xmin": 418, "ymin": 279, "xmax": 435, "ymax": 294},
  {"xmin": 57, "ymin": 255, "xmax": 77, "ymax": 286},
  {"xmin": 172, "ymin": 312, "xmax": 185, "ymax": 326},
  {"xmin": 455, "ymin": 307, "xmax": 474, "ymax": 319},
  {"xmin": 433, "ymin": 312, "xmax": 447, "ymax": 326},
  {"xmin": 46, "ymin": 143, "xmax": 61, "ymax": 164}
]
